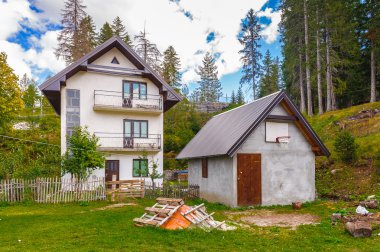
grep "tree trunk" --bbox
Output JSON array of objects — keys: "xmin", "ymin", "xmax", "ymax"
[
  {"xmin": 304, "ymin": 0, "xmax": 313, "ymax": 116},
  {"xmin": 326, "ymin": 28, "xmax": 332, "ymax": 112},
  {"xmin": 299, "ymin": 43, "xmax": 306, "ymax": 113},
  {"xmin": 370, "ymin": 47, "xmax": 376, "ymax": 102},
  {"xmin": 316, "ymin": 10, "xmax": 323, "ymax": 114}
]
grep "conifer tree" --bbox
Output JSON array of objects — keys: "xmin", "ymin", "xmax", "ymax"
[
  {"xmin": 230, "ymin": 90, "xmax": 236, "ymax": 104},
  {"xmin": 111, "ymin": 16, "xmax": 132, "ymax": 46},
  {"xmin": 55, "ymin": 0, "xmax": 87, "ymax": 64},
  {"xmin": 196, "ymin": 52, "xmax": 222, "ymax": 103},
  {"xmin": 162, "ymin": 46, "xmax": 182, "ymax": 90},
  {"xmin": 134, "ymin": 29, "xmax": 162, "ymax": 73},
  {"xmin": 72, "ymin": 15, "xmax": 96, "ymax": 61},
  {"xmin": 238, "ymin": 9, "xmax": 262, "ymax": 100},
  {"xmin": 259, "ymin": 51, "xmax": 279, "ymax": 98},
  {"xmin": 97, "ymin": 22, "xmax": 114, "ymax": 45},
  {"xmin": 237, "ymin": 85, "xmax": 245, "ymax": 105}
]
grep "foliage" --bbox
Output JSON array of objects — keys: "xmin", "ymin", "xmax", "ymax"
[
  {"xmin": 195, "ymin": 52, "xmax": 222, "ymax": 102},
  {"xmin": 238, "ymin": 9, "xmax": 262, "ymax": 100},
  {"xmin": 61, "ymin": 126, "xmax": 105, "ymax": 179},
  {"xmin": 333, "ymin": 131, "xmax": 358, "ymax": 163},
  {"xmin": 55, "ymin": 0, "xmax": 87, "ymax": 64},
  {"xmin": 72, "ymin": 15, "xmax": 97, "ymax": 60},
  {"xmin": 161, "ymin": 46, "xmax": 182, "ymax": 90},
  {"xmin": 97, "ymin": 22, "xmax": 114, "ymax": 45},
  {"xmin": 139, "ymin": 151, "xmax": 163, "ymax": 186},
  {"xmin": 111, "ymin": 16, "xmax": 132, "ymax": 46},
  {"xmin": 0, "ymin": 52, "xmax": 23, "ymax": 129}
]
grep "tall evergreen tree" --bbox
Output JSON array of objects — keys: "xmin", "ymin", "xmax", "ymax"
[
  {"xmin": 111, "ymin": 16, "xmax": 132, "ymax": 46},
  {"xmin": 230, "ymin": 90, "xmax": 236, "ymax": 104},
  {"xmin": 238, "ymin": 9, "xmax": 262, "ymax": 100},
  {"xmin": 304, "ymin": 0, "xmax": 313, "ymax": 115},
  {"xmin": 55, "ymin": 0, "xmax": 87, "ymax": 64},
  {"xmin": 162, "ymin": 46, "xmax": 182, "ymax": 90},
  {"xmin": 236, "ymin": 85, "xmax": 245, "ymax": 104},
  {"xmin": 134, "ymin": 29, "xmax": 162, "ymax": 73},
  {"xmin": 97, "ymin": 22, "xmax": 114, "ymax": 45},
  {"xmin": 259, "ymin": 51, "xmax": 280, "ymax": 98},
  {"xmin": 72, "ymin": 15, "xmax": 96, "ymax": 61},
  {"xmin": 196, "ymin": 52, "xmax": 222, "ymax": 103}
]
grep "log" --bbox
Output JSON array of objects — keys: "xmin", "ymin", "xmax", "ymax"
[{"xmin": 345, "ymin": 221, "xmax": 372, "ymax": 238}]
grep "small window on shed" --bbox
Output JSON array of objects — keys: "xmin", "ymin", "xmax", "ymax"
[
  {"xmin": 202, "ymin": 158, "xmax": 208, "ymax": 178},
  {"xmin": 111, "ymin": 57, "xmax": 120, "ymax": 64}
]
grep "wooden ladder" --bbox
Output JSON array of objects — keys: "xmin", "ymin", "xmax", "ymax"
[{"xmin": 181, "ymin": 203, "xmax": 225, "ymax": 230}]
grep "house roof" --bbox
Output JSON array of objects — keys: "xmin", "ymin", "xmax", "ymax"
[
  {"xmin": 39, "ymin": 36, "xmax": 182, "ymax": 114},
  {"xmin": 177, "ymin": 91, "xmax": 330, "ymax": 159}
]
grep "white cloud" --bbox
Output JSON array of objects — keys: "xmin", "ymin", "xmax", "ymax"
[
  {"xmin": 257, "ymin": 8, "xmax": 282, "ymax": 44},
  {"xmin": 1, "ymin": 0, "xmax": 282, "ymax": 85}
]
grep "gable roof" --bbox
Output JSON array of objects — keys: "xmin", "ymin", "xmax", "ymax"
[
  {"xmin": 177, "ymin": 91, "xmax": 330, "ymax": 159},
  {"xmin": 39, "ymin": 36, "xmax": 181, "ymax": 114}
]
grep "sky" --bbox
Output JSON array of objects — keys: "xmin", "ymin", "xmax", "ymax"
[{"xmin": 0, "ymin": 0, "xmax": 282, "ymax": 101}]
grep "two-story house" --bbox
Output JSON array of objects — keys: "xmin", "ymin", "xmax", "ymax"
[{"xmin": 39, "ymin": 36, "xmax": 181, "ymax": 182}]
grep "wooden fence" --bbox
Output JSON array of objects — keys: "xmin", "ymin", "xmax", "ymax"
[
  {"xmin": 106, "ymin": 179, "xmax": 145, "ymax": 201},
  {"xmin": 144, "ymin": 182, "xmax": 199, "ymax": 199},
  {"xmin": 0, "ymin": 177, "xmax": 106, "ymax": 203}
]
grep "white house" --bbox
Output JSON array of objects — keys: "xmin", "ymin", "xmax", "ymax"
[
  {"xmin": 177, "ymin": 91, "xmax": 329, "ymax": 207},
  {"xmin": 39, "ymin": 36, "xmax": 181, "ymax": 182}
]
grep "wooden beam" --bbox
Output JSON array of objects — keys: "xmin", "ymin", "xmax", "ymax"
[{"xmin": 266, "ymin": 115, "xmax": 297, "ymax": 121}]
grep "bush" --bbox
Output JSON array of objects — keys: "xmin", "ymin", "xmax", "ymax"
[{"xmin": 333, "ymin": 131, "xmax": 358, "ymax": 163}]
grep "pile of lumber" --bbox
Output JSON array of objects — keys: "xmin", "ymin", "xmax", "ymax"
[{"xmin": 134, "ymin": 198, "xmax": 235, "ymax": 231}]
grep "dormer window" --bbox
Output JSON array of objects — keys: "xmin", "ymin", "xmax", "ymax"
[{"xmin": 111, "ymin": 57, "xmax": 120, "ymax": 64}]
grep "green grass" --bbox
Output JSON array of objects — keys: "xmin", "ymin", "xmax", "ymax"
[{"xmin": 0, "ymin": 199, "xmax": 379, "ymax": 251}]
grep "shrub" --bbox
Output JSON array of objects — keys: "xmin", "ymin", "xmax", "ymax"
[{"xmin": 333, "ymin": 131, "xmax": 358, "ymax": 163}]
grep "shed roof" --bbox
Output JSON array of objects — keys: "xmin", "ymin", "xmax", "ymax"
[
  {"xmin": 177, "ymin": 91, "xmax": 330, "ymax": 159},
  {"xmin": 39, "ymin": 36, "xmax": 181, "ymax": 114}
]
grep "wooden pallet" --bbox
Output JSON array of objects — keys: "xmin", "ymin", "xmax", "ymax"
[
  {"xmin": 133, "ymin": 198, "xmax": 183, "ymax": 227},
  {"xmin": 181, "ymin": 203, "xmax": 225, "ymax": 231}
]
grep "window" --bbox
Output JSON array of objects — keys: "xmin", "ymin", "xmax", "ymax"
[
  {"xmin": 111, "ymin": 57, "xmax": 120, "ymax": 64},
  {"xmin": 123, "ymin": 81, "xmax": 147, "ymax": 100},
  {"xmin": 133, "ymin": 159, "xmax": 148, "ymax": 177},
  {"xmin": 202, "ymin": 158, "xmax": 208, "ymax": 178},
  {"xmin": 124, "ymin": 120, "xmax": 148, "ymax": 138}
]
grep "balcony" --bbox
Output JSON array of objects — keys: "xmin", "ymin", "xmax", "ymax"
[
  {"xmin": 95, "ymin": 133, "xmax": 161, "ymax": 152},
  {"xmin": 93, "ymin": 90, "xmax": 162, "ymax": 114}
]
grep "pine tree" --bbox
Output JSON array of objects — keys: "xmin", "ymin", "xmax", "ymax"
[
  {"xmin": 0, "ymin": 52, "xmax": 23, "ymax": 128},
  {"xmin": 238, "ymin": 9, "xmax": 262, "ymax": 100},
  {"xmin": 231, "ymin": 90, "xmax": 236, "ymax": 104},
  {"xmin": 134, "ymin": 29, "xmax": 162, "ymax": 73},
  {"xmin": 111, "ymin": 16, "xmax": 132, "ymax": 46},
  {"xmin": 237, "ymin": 85, "xmax": 245, "ymax": 104},
  {"xmin": 72, "ymin": 15, "xmax": 96, "ymax": 61},
  {"xmin": 97, "ymin": 22, "xmax": 114, "ymax": 45},
  {"xmin": 55, "ymin": 0, "xmax": 87, "ymax": 64},
  {"xmin": 259, "ymin": 51, "xmax": 280, "ymax": 98},
  {"xmin": 162, "ymin": 46, "xmax": 182, "ymax": 90},
  {"xmin": 196, "ymin": 52, "xmax": 222, "ymax": 103},
  {"xmin": 304, "ymin": 0, "xmax": 313, "ymax": 115}
]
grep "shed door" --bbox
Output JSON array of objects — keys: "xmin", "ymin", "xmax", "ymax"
[
  {"xmin": 105, "ymin": 160, "xmax": 119, "ymax": 182},
  {"xmin": 237, "ymin": 154, "xmax": 261, "ymax": 206}
]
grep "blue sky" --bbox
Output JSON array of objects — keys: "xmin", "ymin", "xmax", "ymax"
[{"xmin": 1, "ymin": 0, "xmax": 282, "ymax": 101}]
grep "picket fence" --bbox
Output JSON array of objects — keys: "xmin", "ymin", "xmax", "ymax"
[{"xmin": 0, "ymin": 177, "xmax": 106, "ymax": 203}]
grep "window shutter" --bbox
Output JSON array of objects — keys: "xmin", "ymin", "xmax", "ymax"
[{"xmin": 202, "ymin": 158, "xmax": 208, "ymax": 178}]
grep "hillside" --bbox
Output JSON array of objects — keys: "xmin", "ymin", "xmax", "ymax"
[{"xmin": 308, "ymin": 102, "xmax": 380, "ymax": 200}]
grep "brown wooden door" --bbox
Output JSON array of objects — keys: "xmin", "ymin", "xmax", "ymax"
[
  {"xmin": 105, "ymin": 160, "xmax": 119, "ymax": 182},
  {"xmin": 237, "ymin": 154, "xmax": 261, "ymax": 206}
]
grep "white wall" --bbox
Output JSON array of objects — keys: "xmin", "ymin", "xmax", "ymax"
[{"xmin": 61, "ymin": 48, "xmax": 163, "ymax": 181}]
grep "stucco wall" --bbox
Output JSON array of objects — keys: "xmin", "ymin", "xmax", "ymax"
[
  {"xmin": 188, "ymin": 156, "xmax": 235, "ymax": 206},
  {"xmin": 61, "ymin": 48, "xmax": 163, "ymax": 181},
  {"xmin": 236, "ymin": 104, "xmax": 316, "ymax": 206}
]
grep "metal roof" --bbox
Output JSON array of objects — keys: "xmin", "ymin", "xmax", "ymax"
[
  {"xmin": 39, "ymin": 36, "xmax": 181, "ymax": 114},
  {"xmin": 177, "ymin": 91, "xmax": 330, "ymax": 159}
]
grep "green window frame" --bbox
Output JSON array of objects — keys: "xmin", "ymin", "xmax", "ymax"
[{"xmin": 133, "ymin": 159, "xmax": 148, "ymax": 177}]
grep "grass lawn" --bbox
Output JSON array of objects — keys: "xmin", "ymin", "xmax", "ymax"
[{"xmin": 0, "ymin": 199, "xmax": 379, "ymax": 251}]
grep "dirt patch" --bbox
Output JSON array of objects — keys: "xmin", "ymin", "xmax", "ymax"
[
  {"xmin": 227, "ymin": 210, "xmax": 320, "ymax": 230},
  {"xmin": 93, "ymin": 203, "xmax": 137, "ymax": 211}
]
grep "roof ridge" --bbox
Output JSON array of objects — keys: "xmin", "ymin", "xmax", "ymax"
[{"xmin": 213, "ymin": 90, "xmax": 282, "ymax": 118}]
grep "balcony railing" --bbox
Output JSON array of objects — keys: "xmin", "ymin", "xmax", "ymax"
[
  {"xmin": 95, "ymin": 133, "xmax": 161, "ymax": 151},
  {"xmin": 94, "ymin": 90, "xmax": 162, "ymax": 112}
]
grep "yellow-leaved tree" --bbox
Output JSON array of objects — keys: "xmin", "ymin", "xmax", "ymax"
[{"xmin": 0, "ymin": 52, "xmax": 23, "ymax": 129}]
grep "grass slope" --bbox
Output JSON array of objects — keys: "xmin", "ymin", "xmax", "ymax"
[
  {"xmin": 0, "ymin": 199, "xmax": 379, "ymax": 251},
  {"xmin": 308, "ymin": 101, "xmax": 380, "ymax": 200}
]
